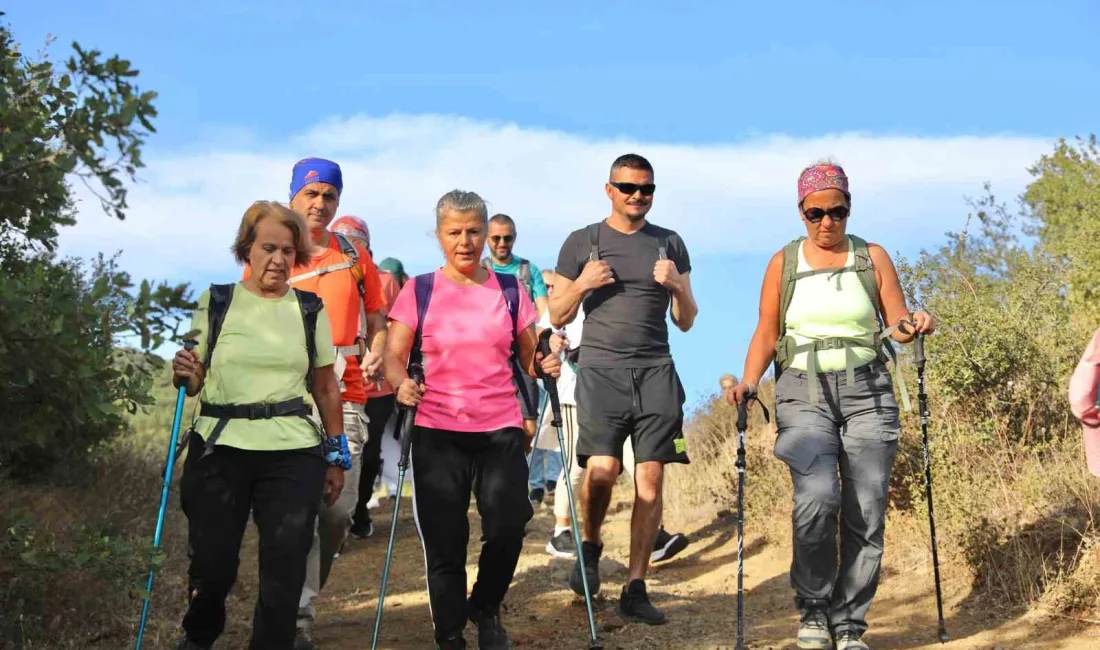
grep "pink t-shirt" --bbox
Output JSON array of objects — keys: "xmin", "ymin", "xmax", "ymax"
[{"xmin": 388, "ymin": 270, "xmax": 538, "ymax": 433}]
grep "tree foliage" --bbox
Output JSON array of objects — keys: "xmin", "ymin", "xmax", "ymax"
[{"xmin": 0, "ymin": 13, "xmax": 193, "ymax": 477}]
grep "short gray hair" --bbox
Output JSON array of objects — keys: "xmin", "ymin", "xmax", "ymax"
[{"xmin": 435, "ymin": 189, "xmax": 489, "ymax": 228}]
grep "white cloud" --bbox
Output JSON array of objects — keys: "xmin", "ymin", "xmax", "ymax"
[{"xmin": 59, "ymin": 113, "xmax": 1054, "ymax": 282}]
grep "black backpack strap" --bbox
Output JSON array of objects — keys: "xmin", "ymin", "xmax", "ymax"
[
  {"xmin": 409, "ymin": 272, "xmax": 435, "ymax": 368},
  {"xmin": 204, "ymin": 283, "xmax": 236, "ymax": 370},
  {"xmin": 293, "ymin": 288, "xmax": 325, "ymax": 393},
  {"xmin": 587, "ymin": 223, "xmax": 601, "ymax": 261}
]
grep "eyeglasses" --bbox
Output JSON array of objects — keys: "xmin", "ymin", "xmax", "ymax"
[
  {"xmin": 610, "ymin": 181, "xmax": 656, "ymax": 197},
  {"xmin": 802, "ymin": 206, "xmax": 850, "ymax": 223},
  {"xmin": 489, "ymin": 235, "xmax": 514, "ymax": 243}
]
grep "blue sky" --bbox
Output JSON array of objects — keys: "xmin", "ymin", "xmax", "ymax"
[{"xmin": 7, "ymin": 1, "xmax": 1098, "ymax": 409}]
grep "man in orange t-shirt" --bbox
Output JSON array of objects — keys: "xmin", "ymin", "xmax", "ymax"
[{"xmin": 244, "ymin": 158, "xmax": 387, "ymax": 649}]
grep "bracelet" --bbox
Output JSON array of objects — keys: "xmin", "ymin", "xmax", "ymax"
[{"xmin": 323, "ymin": 434, "xmax": 352, "ymax": 470}]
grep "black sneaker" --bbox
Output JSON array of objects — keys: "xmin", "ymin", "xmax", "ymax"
[
  {"xmin": 650, "ymin": 526, "xmax": 690, "ymax": 563},
  {"xmin": 616, "ymin": 579, "xmax": 668, "ymax": 625},
  {"xmin": 529, "ymin": 487, "xmax": 545, "ymax": 505},
  {"xmin": 468, "ymin": 604, "xmax": 510, "ymax": 650},
  {"xmin": 293, "ymin": 625, "xmax": 318, "ymax": 650},
  {"xmin": 568, "ymin": 541, "xmax": 602, "ymax": 597},
  {"xmin": 349, "ymin": 517, "xmax": 374, "ymax": 539},
  {"xmin": 545, "ymin": 529, "xmax": 577, "ymax": 558},
  {"xmin": 437, "ymin": 634, "xmax": 468, "ymax": 650}
]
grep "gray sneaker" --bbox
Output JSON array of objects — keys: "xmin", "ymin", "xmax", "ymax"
[
  {"xmin": 796, "ymin": 608, "xmax": 831, "ymax": 649},
  {"xmin": 836, "ymin": 630, "xmax": 870, "ymax": 650}
]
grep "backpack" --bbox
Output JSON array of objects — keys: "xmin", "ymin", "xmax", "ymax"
[
  {"xmin": 407, "ymin": 271, "xmax": 531, "ymax": 406},
  {"xmin": 585, "ymin": 222, "xmax": 668, "ymax": 263},
  {"xmin": 288, "ymin": 232, "xmax": 368, "ymax": 359},
  {"xmin": 773, "ymin": 234, "xmax": 910, "ymax": 410},
  {"xmin": 482, "ymin": 256, "xmax": 533, "ymax": 299},
  {"xmin": 195, "ymin": 282, "xmax": 325, "ymax": 455}
]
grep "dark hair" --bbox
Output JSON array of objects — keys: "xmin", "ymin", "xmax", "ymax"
[
  {"xmin": 610, "ymin": 153, "xmax": 654, "ymax": 178},
  {"xmin": 232, "ymin": 200, "xmax": 312, "ymax": 267},
  {"xmin": 488, "ymin": 213, "xmax": 515, "ymax": 228}
]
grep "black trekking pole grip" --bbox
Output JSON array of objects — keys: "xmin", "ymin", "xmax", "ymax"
[
  {"xmin": 914, "ymin": 332, "xmax": 927, "ymax": 367},
  {"xmin": 397, "ymin": 363, "xmax": 423, "ymax": 470},
  {"xmin": 736, "ymin": 398, "xmax": 751, "ymax": 432},
  {"xmin": 535, "ymin": 329, "xmax": 564, "ymax": 426}
]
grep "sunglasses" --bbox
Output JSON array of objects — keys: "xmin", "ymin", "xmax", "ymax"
[
  {"xmin": 489, "ymin": 235, "xmax": 514, "ymax": 243},
  {"xmin": 803, "ymin": 206, "xmax": 850, "ymax": 223},
  {"xmin": 610, "ymin": 181, "xmax": 656, "ymax": 197}
]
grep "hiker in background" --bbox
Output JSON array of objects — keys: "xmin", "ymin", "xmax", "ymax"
[
  {"xmin": 527, "ymin": 270, "xmax": 564, "ymax": 507},
  {"xmin": 1068, "ymin": 326, "xmax": 1100, "ymax": 477},
  {"xmin": 383, "ymin": 190, "xmax": 560, "ymax": 650},
  {"xmin": 539, "ymin": 269, "xmax": 690, "ymax": 564},
  {"xmin": 243, "ymin": 160, "xmax": 388, "ymax": 650},
  {"xmin": 351, "ymin": 255, "xmax": 408, "ymax": 538},
  {"xmin": 551, "ymin": 153, "xmax": 698, "ymax": 625},
  {"xmin": 483, "ymin": 213, "xmax": 550, "ymax": 461},
  {"xmin": 171, "ymin": 201, "xmax": 348, "ymax": 650},
  {"xmin": 726, "ymin": 160, "xmax": 934, "ymax": 650}
]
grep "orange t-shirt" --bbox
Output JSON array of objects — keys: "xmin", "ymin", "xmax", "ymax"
[
  {"xmin": 366, "ymin": 270, "xmax": 402, "ymax": 398},
  {"xmin": 244, "ymin": 234, "xmax": 384, "ymax": 404}
]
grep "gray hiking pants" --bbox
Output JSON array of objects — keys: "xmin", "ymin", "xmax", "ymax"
[{"xmin": 773, "ymin": 359, "xmax": 900, "ymax": 637}]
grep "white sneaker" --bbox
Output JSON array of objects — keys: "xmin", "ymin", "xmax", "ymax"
[
  {"xmin": 366, "ymin": 495, "xmax": 380, "ymax": 510},
  {"xmin": 835, "ymin": 630, "xmax": 869, "ymax": 650},
  {"xmin": 797, "ymin": 609, "xmax": 831, "ymax": 649}
]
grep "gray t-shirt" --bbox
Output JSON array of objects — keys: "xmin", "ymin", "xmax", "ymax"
[{"xmin": 555, "ymin": 221, "xmax": 691, "ymax": 369}]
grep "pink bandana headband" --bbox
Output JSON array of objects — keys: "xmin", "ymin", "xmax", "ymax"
[
  {"xmin": 331, "ymin": 215, "xmax": 370, "ymax": 244},
  {"xmin": 797, "ymin": 163, "xmax": 850, "ymax": 204}
]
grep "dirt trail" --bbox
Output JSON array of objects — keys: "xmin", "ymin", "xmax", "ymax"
[{"xmin": 210, "ymin": 489, "xmax": 1100, "ymax": 650}]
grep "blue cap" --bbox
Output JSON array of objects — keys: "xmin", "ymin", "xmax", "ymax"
[{"xmin": 289, "ymin": 157, "xmax": 343, "ymax": 200}]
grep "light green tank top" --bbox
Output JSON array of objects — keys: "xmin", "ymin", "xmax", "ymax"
[{"xmin": 785, "ymin": 236, "xmax": 879, "ymax": 373}]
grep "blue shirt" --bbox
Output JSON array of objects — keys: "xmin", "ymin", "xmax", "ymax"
[{"xmin": 486, "ymin": 256, "xmax": 548, "ymax": 302}]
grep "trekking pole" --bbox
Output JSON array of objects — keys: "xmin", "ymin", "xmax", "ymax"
[
  {"xmin": 913, "ymin": 332, "xmax": 949, "ymax": 643},
  {"xmin": 370, "ymin": 363, "xmax": 423, "ymax": 650},
  {"xmin": 735, "ymin": 391, "xmax": 769, "ymax": 650},
  {"xmin": 135, "ymin": 337, "xmax": 197, "ymax": 650},
  {"xmin": 537, "ymin": 329, "xmax": 602, "ymax": 650}
]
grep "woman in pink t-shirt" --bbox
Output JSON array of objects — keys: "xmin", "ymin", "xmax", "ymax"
[{"xmin": 382, "ymin": 189, "xmax": 560, "ymax": 650}]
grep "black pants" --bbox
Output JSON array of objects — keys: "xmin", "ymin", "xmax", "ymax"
[
  {"xmin": 179, "ymin": 434, "xmax": 324, "ymax": 650},
  {"xmin": 411, "ymin": 426, "xmax": 534, "ymax": 642},
  {"xmin": 353, "ymin": 394, "xmax": 397, "ymax": 524}
]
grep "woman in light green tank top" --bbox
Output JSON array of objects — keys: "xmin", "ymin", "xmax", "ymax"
[{"xmin": 725, "ymin": 161, "xmax": 935, "ymax": 650}]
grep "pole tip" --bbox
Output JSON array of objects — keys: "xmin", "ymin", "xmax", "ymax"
[{"xmin": 938, "ymin": 626, "xmax": 949, "ymax": 643}]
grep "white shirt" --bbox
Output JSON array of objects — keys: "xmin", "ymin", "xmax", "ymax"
[{"xmin": 537, "ymin": 304, "xmax": 584, "ymax": 405}]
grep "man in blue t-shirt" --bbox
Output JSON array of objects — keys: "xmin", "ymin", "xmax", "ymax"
[{"xmin": 483, "ymin": 213, "xmax": 552, "ymax": 501}]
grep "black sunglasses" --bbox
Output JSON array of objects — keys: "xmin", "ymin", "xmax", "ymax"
[
  {"xmin": 610, "ymin": 181, "xmax": 656, "ymax": 197},
  {"xmin": 489, "ymin": 235, "xmax": 514, "ymax": 243},
  {"xmin": 803, "ymin": 206, "xmax": 850, "ymax": 223}
]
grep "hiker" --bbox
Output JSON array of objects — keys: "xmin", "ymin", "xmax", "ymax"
[
  {"xmin": 170, "ymin": 201, "xmax": 349, "ymax": 650},
  {"xmin": 550, "ymin": 153, "xmax": 698, "ymax": 625},
  {"xmin": 243, "ymin": 159, "xmax": 388, "ymax": 650},
  {"xmin": 725, "ymin": 160, "xmax": 935, "ymax": 650},
  {"xmin": 483, "ymin": 213, "xmax": 550, "ymax": 460},
  {"xmin": 383, "ymin": 189, "xmax": 561, "ymax": 650},
  {"xmin": 527, "ymin": 270, "xmax": 564, "ymax": 507},
  {"xmin": 1068, "ymin": 326, "xmax": 1100, "ymax": 477},
  {"xmin": 537, "ymin": 269, "xmax": 690, "ymax": 564}
]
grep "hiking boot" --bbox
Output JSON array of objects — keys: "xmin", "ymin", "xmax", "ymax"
[
  {"xmin": 174, "ymin": 637, "xmax": 208, "ymax": 650},
  {"xmin": 546, "ymin": 529, "xmax": 576, "ymax": 558},
  {"xmin": 529, "ymin": 487, "xmax": 545, "ymax": 505},
  {"xmin": 437, "ymin": 634, "xmax": 467, "ymax": 650},
  {"xmin": 569, "ymin": 541, "xmax": 602, "ymax": 596},
  {"xmin": 796, "ymin": 608, "xmax": 831, "ymax": 649},
  {"xmin": 294, "ymin": 625, "xmax": 318, "ymax": 650},
  {"xmin": 469, "ymin": 603, "xmax": 510, "ymax": 649},
  {"xmin": 616, "ymin": 579, "xmax": 668, "ymax": 625},
  {"xmin": 349, "ymin": 516, "xmax": 374, "ymax": 539},
  {"xmin": 650, "ymin": 526, "xmax": 689, "ymax": 563},
  {"xmin": 835, "ymin": 630, "xmax": 870, "ymax": 650}
]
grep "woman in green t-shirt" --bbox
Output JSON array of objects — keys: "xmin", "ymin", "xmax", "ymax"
[{"xmin": 170, "ymin": 201, "xmax": 348, "ymax": 650}]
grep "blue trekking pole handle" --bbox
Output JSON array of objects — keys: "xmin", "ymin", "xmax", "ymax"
[{"xmin": 135, "ymin": 339, "xmax": 196, "ymax": 650}]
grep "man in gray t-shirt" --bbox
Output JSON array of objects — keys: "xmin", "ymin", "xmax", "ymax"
[{"xmin": 550, "ymin": 153, "xmax": 699, "ymax": 626}]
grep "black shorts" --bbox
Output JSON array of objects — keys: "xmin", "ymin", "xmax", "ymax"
[
  {"xmin": 512, "ymin": 364, "xmax": 540, "ymax": 420},
  {"xmin": 575, "ymin": 363, "xmax": 689, "ymax": 469}
]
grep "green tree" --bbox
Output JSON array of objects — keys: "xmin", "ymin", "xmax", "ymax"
[{"xmin": 0, "ymin": 12, "xmax": 194, "ymax": 478}]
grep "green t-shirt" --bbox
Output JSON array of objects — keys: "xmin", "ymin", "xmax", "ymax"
[
  {"xmin": 188, "ymin": 283, "xmax": 337, "ymax": 451},
  {"xmin": 486, "ymin": 256, "xmax": 548, "ymax": 302}
]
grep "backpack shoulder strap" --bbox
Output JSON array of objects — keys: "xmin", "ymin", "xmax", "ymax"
[
  {"xmin": 586, "ymin": 223, "xmax": 601, "ymax": 261},
  {"xmin": 204, "ymin": 283, "xmax": 236, "ymax": 370},
  {"xmin": 333, "ymin": 232, "xmax": 359, "ymax": 262},
  {"xmin": 657, "ymin": 235, "xmax": 668, "ymax": 261},
  {"xmin": 497, "ymin": 272, "xmax": 521, "ymax": 338},
  {"xmin": 777, "ymin": 238, "xmax": 804, "ymax": 338},
  {"xmin": 517, "ymin": 258, "xmax": 531, "ymax": 287},
  {"xmin": 847, "ymin": 234, "xmax": 882, "ymax": 322},
  {"xmin": 293, "ymin": 288, "xmax": 325, "ymax": 392},
  {"xmin": 409, "ymin": 272, "xmax": 435, "ymax": 367}
]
